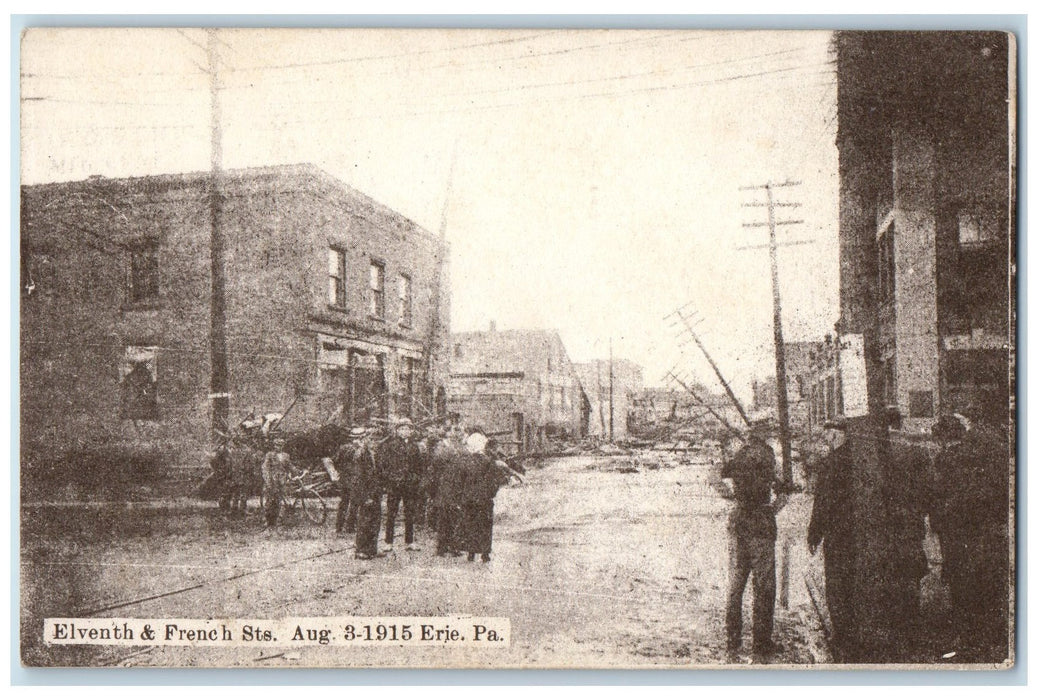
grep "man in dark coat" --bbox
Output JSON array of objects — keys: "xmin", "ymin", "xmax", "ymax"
[
  {"xmin": 808, "ymin": 418, "xmax": 857, "ymax": 662},
  {"xmin": 721, "ymin": 419, "xmax": 780, "ymax": 661},
  {"xmin": 879, "ymin": 406, "xmax": 934, "ymax": 661},
  {"xmin": 932, "ymin": 406, "xmax": 1012, "ymax": 662},
  {"xmin": 352, "ymin": 432, "xmax": 382, "ymax": 560},
  {"xmin": 334, "ymin": 427, "xmax": 369, "ymax": 535},
  {"xmin": 432, "ymin": 426, "xmax": 467, "ymax": 556},
  {"xmin": 379, "ymin": 418, "xmax": 425, "ymax": 551}
]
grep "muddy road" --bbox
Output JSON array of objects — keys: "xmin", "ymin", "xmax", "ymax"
[{"xmin": 21, "ymin": 453, "xmax": 827, "ymax": 668}]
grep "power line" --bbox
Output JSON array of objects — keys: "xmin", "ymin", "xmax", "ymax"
[
  {"xmin": 220, "ymin": 29, "xmax": 569, "ymax": 74},
  {"xmin": 423, "ymin": 46, "xmax": 814, "ymax": 101},
  {"xmin": 217, "ymin": 59, "xmax": 834, "ymax": 131},
  {"xmin": 213, "ymin": 29, "xmax": 725, "ymax": 91}
]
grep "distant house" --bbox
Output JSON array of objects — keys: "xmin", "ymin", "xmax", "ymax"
[
  {"xmin": 21, "ymin": 164, "xmax": 451, "ymax": 468},
  {"xmin": 572, "ymin": 359, "xmax": 643, "ymax": 441},
  {"xmin": 447, "ymin": 327, "xmax": 587, "ymax": 451}
]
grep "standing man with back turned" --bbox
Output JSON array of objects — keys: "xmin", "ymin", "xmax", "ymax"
[{"xmin": 722, "ymin": 418, "xmax": 782, "ymax": 662}]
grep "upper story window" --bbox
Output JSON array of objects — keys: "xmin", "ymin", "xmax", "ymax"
[
  {"xmin": 398, "ymin": 273, "xmax": 413, "ymax": 327},
  {"xmin": 369, "ymin": 260, "xmax": 385, "ymax": 318},
  {"xmin": 128, "ymin": 239, "xmax": 159, "ymax": 304},
  {"xmin": 328, "ymin": 247, "xmax": 346, "ymax": 308},
  {"xmin": 958, "ymin": 210, "xmax": 998, "ymax": 246}
]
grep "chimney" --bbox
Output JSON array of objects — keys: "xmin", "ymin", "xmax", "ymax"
[{"xmin": 489, "ymin": 320, "xmax": 497, "ymax": 333}]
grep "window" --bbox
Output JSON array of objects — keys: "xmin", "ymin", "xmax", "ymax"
[
  {"xmin": 398, "ymin": 273, "xmax": 413, "ymax": 327},
  {"xmin": 129, "ymin": 240, "xmax": 159, "ymax": 303},
  {"xmin": 328, "ymin": 248, "xmax": 346, "ymax": 307},
  {"xmin": 369, "ymin": 260, "xmax": 385, "ymax": 318},
  {"xmin": 120, "ymin": 346, "xmax": 158, "ymax": 420},
  {"xmin": 454, "ymin": 343, "xmax": 463, "ymax": 359},
  {"xmin": 877, "ymin": 225, "xmax": 896, "ymax": 303},
  {"xmin": 958, "ymin": 210, "xmax": 998, "ymax": 245}
]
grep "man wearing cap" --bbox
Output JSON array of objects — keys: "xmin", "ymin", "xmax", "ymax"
[
  {"xmin": 807, "ymin": 417, "xmax": 857, "ymax": 662},
  {"xmin": 379, "ymin": 418, "xmax": 424, "ymax": 551},
  {"xmin": 721, "ymin": 419, "xmax": 780, "ymax": 661},
  {"xmin": 333, "ymin": 427, "xmax": 370, "ymax": 535}
]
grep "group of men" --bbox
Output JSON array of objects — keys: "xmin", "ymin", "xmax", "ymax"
[
  {"xmin": 331, "ymin": 419, "xmax": 520, "ymax": 562},
  {"xmin": 722, "ymin": 402, "xmax": 1011, "ymax": 664}
]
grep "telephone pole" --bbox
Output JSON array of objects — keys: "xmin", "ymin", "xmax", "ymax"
[
  {"xmin": 740, "ymin": 180, "xmax": 805, "ymax": 485},
  {"xmin": 208, "ymin": 29, "xmax": 229, "ymax": 442},
  {"xmin": 608, "ymin": 337, "xmax": 614, "ymax": 442}
]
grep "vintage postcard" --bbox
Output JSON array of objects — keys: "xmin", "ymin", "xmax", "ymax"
[{"xmin": 19, "ymin": 27, "xmax": 1016, "ymax": 669}]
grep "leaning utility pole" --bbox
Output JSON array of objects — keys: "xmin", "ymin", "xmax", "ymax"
[
  {"xmin": 665, "ymin": 368, "xmax": 743, "ymax": 440},
  {"xmin": 740, "ymin": 180, "xmax": 805, "ymax": 485},
  {"xmin": 666, "ymin": 306, "xmax": 752, "ymax": 428},
  {"xmin": 207, "ymin": 29, "xmax": 230, "ymax": 442}
]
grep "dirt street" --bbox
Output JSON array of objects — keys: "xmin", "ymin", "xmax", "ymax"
[{"xmin": 21, "ymin": 453, "xmax": 828, "ymax": 668}]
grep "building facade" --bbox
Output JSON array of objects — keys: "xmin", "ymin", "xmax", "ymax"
[
  {"xmin": 21, "ymin": 164, "xmax": 451, "ymax": 468},
  {"xmin": 447, "ymin": 327, "xmax": 586, "ymax": 451},
  {"xmin": 837, "ymin": 31, "xmax": 1013, "ymax": 434}
]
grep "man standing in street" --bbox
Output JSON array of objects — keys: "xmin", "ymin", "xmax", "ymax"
[
  {"xmin": 333, "ymin": 426, "xmax": 369, "ymax": 535},
  {"xmin": 807, "ymin": 417, "xmax": 857, "ymax": 662},
  {"xmin": 380, "ymin": 418, "xmax": 424, "ymax": 551},
  {"xmin": 352, "ymin": 429, "xmax": 382, "ymax": 560},
  {"xmin": 432, "ymin": 424, "xmax": 467, "ymax": 557},
  {"xmin": 879, "ymin": 406, "xmax": 934, "ymax": 661},
  {"xmin": 932, "ymin": 402, "xmax": 1012, "ymax": 662},
  {"xmin": 721, "ymin": 419, "xmax": 781, "ymax": 662}
]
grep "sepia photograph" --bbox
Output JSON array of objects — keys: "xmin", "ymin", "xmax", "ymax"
[{"xmin": 18, "ymin": 25, "xmax": 1016, "ymax": 670}]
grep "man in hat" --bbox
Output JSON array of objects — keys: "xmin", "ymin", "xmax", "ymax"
[
  {"xmin": 931, "ymin": 400, "xmax": 1011, "ymax": 662},
  {"xmin": 807, "ymin": 416, "xmax": 858, "ymax": 662},
  {"xmin": 721, "ymin": 418, "xmax": 781, "ymax": 661},
  {"xmin": 352, "ymin": 427, "xmax": 382, "ymax": 560},
  {"xmin": 334, "ymin": 426, "xmax": 370, "ymax": 535},
  {"xmin": 379, "ymin": 417, "xmax": 424, "ymax": 551},
  {"xmin": 878, "ymin": 405, "xmax": 936, "ymax": 661},
  {"xmin": 432, "ymin": 424, "xmax": 467, "ymax": 556}
]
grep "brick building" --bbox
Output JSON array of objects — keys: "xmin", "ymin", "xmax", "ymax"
[
  {"xmin": 837, "ymin": 31, "xmax": 1013, "ymax": 433},
  {"xmin": 833, "ymin": 31, "xmax": 1014, "ymax": 660},
  {"xmin": 447, "ymin": 327, "xmax": 587, "ymax": 451},
  {"xmin": 21, "ymin": 164, "xmax": 451, "ymax": 468},
  {"xmin": 572, "ymin": 358, "xmax": 643, "ymax": 441}
]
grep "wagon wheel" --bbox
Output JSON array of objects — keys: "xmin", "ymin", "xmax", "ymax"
[
  {"xmin": 299, "ymin": 487, "xmax": 327, "ymax": 525},
  {"xmin": 280, "ymin": 491, "xmax": 299, "ymax": 524}
]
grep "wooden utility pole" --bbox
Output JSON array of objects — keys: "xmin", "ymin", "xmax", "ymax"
[
  {"xmin": 608, "ymin": 337, "xmax": 615, "ymax": 442},
  {"xmin": 207, "ymin": 29, "xmax": 229, "ymax": 442},
  {"xmin": 740, "ymin": 180, "xmax": 804, "ymax": 485}
]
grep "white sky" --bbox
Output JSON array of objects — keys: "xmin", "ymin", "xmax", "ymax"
[{"xmin": 20, "ymin": 27, "xmax": 840, "ymax": 402}]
